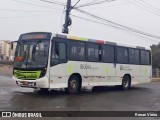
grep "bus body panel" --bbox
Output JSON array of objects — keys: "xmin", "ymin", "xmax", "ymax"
[
  {"xmin": 87, "ymin": 62, "xmax": 116, "ymax": 86},
  {"xmin": 49, "ymin": 61, "xmax": 87, "ymax": 88}
]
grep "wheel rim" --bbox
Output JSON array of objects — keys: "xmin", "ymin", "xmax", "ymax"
[
  {"xmin": 123, "ymin": 79, "xmax": 129, "ymax": 88},
  {"xmin": 70, "ymin": 80, "xmax": 77, "ymax": 90}
]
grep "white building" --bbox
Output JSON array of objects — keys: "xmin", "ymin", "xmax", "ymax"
[{"xmin": 0, "ymin": 40, "xmax": 17, "ymax": 61}]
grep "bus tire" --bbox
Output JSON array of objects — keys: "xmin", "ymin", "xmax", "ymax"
[
  {"xmin": 122, "ymin": 75, "xmax": 131, "ymax": 90},
  {"xmin": 67, "ymin": 75, "xmax": 80, "ymax": 93}
]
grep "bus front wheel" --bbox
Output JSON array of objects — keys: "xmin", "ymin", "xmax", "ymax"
[
  {"xmin": 67, "ymin": 75, "xmax": 80, "ymax": 93},
  {"xmin": 122, "ymin": 75, "xmax": 131, "ymax": 90}
]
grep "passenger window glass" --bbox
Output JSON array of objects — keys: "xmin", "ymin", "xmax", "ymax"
[
  {"xmin": 135, "ymin": 50, "xmax": 140, "ymax": 64},
  {"xmin": 145, "ymin": 51, "xmax": 150, "ymax": 65},
  {"xmin": 70, "ymin": 41, "xmax": 85, "ymax": 61},
  {"xmin": 117, "ymin": 47, "xmax": 128, "ymax": 63},
  {"xmin": 140, "ymin": 50, "xmax": 146, "ymax": 65},
  {"xmin": 102, "ymin": 45, "xmax": 114, "ymax": 62},
  {"xmin": 87, "ymin": 43, "xmax": 99, "ymax": 62},
  {"xmin": 51, "ymin": 42, "xmax": 66, "ymax": 60},
  {"xmin": 129, "ymin": 49, "xmax": 140, "ymax": 64}
]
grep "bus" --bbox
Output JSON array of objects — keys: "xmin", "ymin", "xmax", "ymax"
[{"xmin": 13, "ymin": 32, "xmax": 152, "ymax": 93}]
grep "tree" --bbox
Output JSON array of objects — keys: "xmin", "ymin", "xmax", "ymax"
[{"xmin": 151, "ymin": 43, "xmax": 160, "ymax": 68}]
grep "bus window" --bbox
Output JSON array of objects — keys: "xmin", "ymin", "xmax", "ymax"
[
  {"xmin": 102, "ymin": 45, "xmax": 114, "ymax": 63},
  {"xmin": 140, "ymin": 50, "xmax": 146, "ymax": 65},
  {"xmin": 87, "ymin": 43, "xmax": 99, "ymax": 62},
  {"xmin": 145, "ymin": 51, "xmax": 151, "ymax": 65},
  {"xmin": 129, "ymin": 49, "xmax": 140, "ymax": 64},
  {"xmin": 51, "ymin": 42, "xmax": 66, "ymax": 60},
  {"xmin": 117, "ymin": 47, "xmax": 128, "ymax": 64},
  {"xmin": 69, "ymin": 41, "xmax": 85, "ymax": 61}
]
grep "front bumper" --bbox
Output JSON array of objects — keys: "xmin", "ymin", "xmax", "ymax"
[{"xmin": 13, "ymin": 76, "xmax": 49, "ymax": 88}]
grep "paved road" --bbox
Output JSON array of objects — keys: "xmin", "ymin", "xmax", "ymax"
[{"xmin": 0, "ymin": 76, "xmax": 160, "ymax": 120}]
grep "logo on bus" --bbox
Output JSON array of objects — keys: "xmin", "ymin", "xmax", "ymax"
[
  {"xmin": 80, "ymin": 64, "xmax": 91, "ymax": 69},
  {"xmin": 120, "ymin": 65, "xmax": 132, "ymax": 71}
]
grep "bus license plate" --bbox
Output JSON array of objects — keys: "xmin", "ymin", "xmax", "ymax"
[{"xmin": 22, "ymin": 81, "xmax": 29, "ymax": 85}]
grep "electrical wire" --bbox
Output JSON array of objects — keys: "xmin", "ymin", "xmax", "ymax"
[
  {"xmin": 49, "ymin": 0, "xmax": 65, "ymax": 4},
  {"xmin": 72, "ymin": 0, "xmax": 81, "ymax": 9},
  {"xmin": 61, "ymin": 6, "xmax": 65, "ymax": 31},
  {"xmin": 127, "ymin": 0, "xmax": 160, "ymax": 16},
  {"xmin": 0, "ymin": 8, "xmax": 59, "ymax": 12},
  {"xmin": 37, "ymin": 0, "xmax": 65, "ymax": 6},
  {"xmin": 0, "ymin": 13, "xmax": 53, "ymax": 19},
  {"xmin": 76, "ymin": 0, "xmax": 116, "ymax": 8},
  {"xmin": 12, "ymin": 0, "xmax": 63, "ymax": 10},
  {"xmin": 140, "ymin": 0, "xmax": 160, "ymax": 13},
  {"xmin": 74, "ymin": 8, "xmax": 160, "ymax": 40},
  {"xmin": 71, "ymin": 14, "xmax": 159, "ymax": 43},
  {"xmin": 134, "ymin": 0, "xmax": 160, "ymax": 15}
]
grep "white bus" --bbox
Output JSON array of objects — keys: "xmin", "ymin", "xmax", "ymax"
[{"xmin": 13, "ymin": 32, "xmax": 152, "ymax": 93}]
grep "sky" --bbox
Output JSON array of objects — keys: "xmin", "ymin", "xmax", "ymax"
[{"xmin": 0, "ymin": 0, "xmax": 160, "ymax": 48}]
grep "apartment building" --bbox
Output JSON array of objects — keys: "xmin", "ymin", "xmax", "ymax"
[{"xmin": 0, "ymin": 40, "xmax": 17, "ymax": 61}]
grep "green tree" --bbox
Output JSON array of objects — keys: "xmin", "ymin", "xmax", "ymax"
[{"xmin": 151, "ymin": 43, "xmax": 160, "ymax": 68}]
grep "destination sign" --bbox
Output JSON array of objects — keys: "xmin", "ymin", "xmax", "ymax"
[{"xmin": 20, "ymin": 32, "xmax": 51, "ymax": 40}]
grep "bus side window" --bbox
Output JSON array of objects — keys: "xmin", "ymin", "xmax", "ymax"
[
  {"xmin": 69, "ymin": 41, "xmax": 85, "ymax": 61},
  {"xmin": 87, "ymin": 43, "xmax": 99, "ymax": 62},
  {"xmin": 102, "ymin": 45, "xmax": 114, "ymax": 63},
  {"xmin": 140, "ymin": 50, "xmax": 146, "ymax": 65},
  {"xmin": 51, "ymin": 42, "xmax": 67, "ymax": 65},
  {"xmin": 140, "ymin": 50, "xmax": 151, "ymax": 65},
  {"xmin": 57, "ymin": 43, "xmax": 66, "ymax": 60},
  {"xmin": 117, "ymin": 47, "xmax": 128, "ymax": 64}
]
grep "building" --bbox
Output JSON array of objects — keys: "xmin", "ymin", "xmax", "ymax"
[
  {"xmin": 0, "ymin": 40, "xmax": 17, "ymax": 61},
  {"xmin": 10, "ymin": 42, "xmax": 17, "ymax": 61}
]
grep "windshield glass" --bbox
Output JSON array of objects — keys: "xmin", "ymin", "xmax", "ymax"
[{"xmin": 14, "ymin": 40, "xmax": 49, "ymax": 69}]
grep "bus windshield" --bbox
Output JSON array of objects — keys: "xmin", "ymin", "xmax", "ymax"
[{"xmin": 14, "ymin": 40, "xmax": 50, "ymax": 69}]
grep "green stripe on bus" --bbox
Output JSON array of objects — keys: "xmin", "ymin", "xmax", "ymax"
[
  {"xmin": 106, "ymin": 67, "xmax": 109, "ymax": 74},
  {"xmin": 68, "ymin": 64, "xmax": 72, "ymax": 74}
]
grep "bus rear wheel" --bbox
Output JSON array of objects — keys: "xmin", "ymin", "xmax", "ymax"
[
  {"xmin": 122, "ymin": 75, "xmax": 131, "ymax": 90},
  {"xmin": 67, "ymin": 75, "xmax": 80, "ymax": 93}
]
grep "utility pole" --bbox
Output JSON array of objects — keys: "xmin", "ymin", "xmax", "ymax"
[{"xmin": 62, "ymin": 0, "xmax": 72, "ymax": 34}]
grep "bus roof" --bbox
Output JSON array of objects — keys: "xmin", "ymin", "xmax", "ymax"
[{"xmin": 54, "ymin": 33, "xmax": 150, "ymax": 50}]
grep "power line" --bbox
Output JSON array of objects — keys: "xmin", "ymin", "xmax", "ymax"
[
  {"xmin": 12, "ymin": 0, "xmax": 63, "ymax": 10},
  {"xmin": 0, "ymin": 13, "xmax": 53, "ymax": 19},
  {"xmin": 76, "ymin": 0, "xmax": 116, "ymax": 8},
  {"xmin": 135, "ymin": 0, "xmax": 160, "ymax": 15},
  {"xmin": 72, "ymin": 14, "xmax": 159, "ymax": 43},
  {"xmin": 140, "ymin": 0, "xmax": 160, "ymax": 13},
  {"xmin": 127, "ymin": 0, "xmax": 160, "ymax": 16},
  {"xmin": 48, "ymin": 0, "xmax": 65, "ymax": 4},
  {"xmin": 72, "ymin": 0, "xmax": 81, "ymax": 9},
  {"xmin": 74, "ymin": 8, "xmax": 160, "ymax": 40},
  {"xmin": 37, "ymin": 0, "xmax": 65, "ymax": 6},
  {"xmin": 0, "ymin": 8, "xmax": 59, "ymax": 12},
  {"xmin": 82, "ymin": 0, "xmax": 99, "ymax": 5}
]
